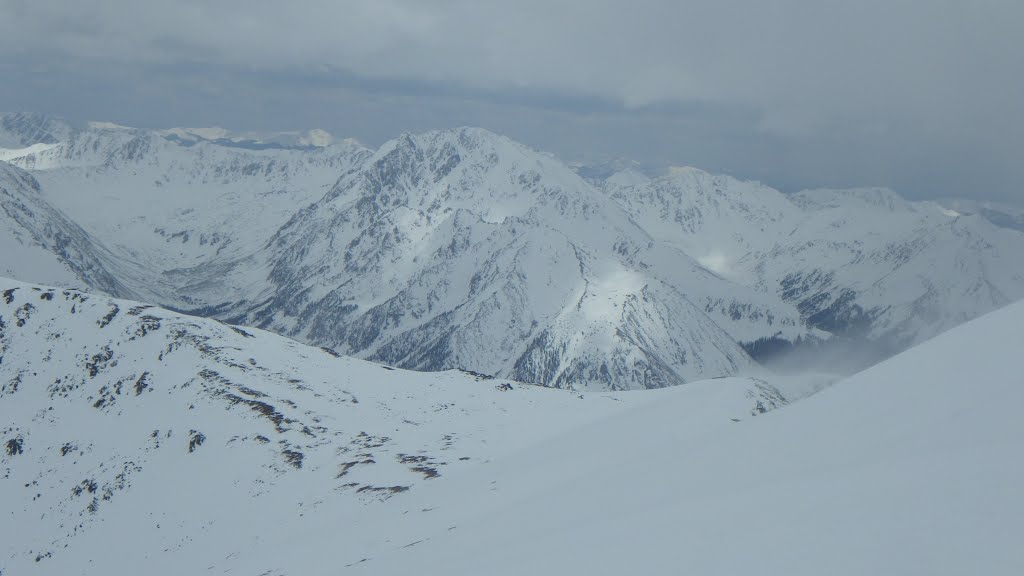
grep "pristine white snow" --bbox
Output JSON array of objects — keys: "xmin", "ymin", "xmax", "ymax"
[{"xmin": 2, "ymin": 278, "xmax": 1020, "ymax": 574}]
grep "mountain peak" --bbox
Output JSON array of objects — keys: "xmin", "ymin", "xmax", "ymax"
[{"xmin": 396, "ymin": 126, "xmax": 517, "ymax": 151}]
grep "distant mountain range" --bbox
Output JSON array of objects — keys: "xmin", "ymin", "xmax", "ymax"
[{"xmin": 2, "ymin": 112, "xmax": 1023, "ymax": 389}]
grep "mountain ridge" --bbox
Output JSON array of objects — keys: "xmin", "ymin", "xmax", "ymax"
[{"xmin": 2, "ymin": 113, "xmax": 1023, "ymax": 388}]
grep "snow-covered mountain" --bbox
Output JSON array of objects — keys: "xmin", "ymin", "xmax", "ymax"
[
  {"xmin": 765, "ymin": 188, "xmax": 1024, "ymax": 348},
  {"xmin": 0, "ymin": 113, "xmax": 75, "ymax": 149},
  {"xmin": 602, "ymin": 168, "xmax": 1024, "ymax": 359},
  {"xmin": 0, "ymin": 277, "xmax": 785, "ymax": 573},
  {"xmin": 230, "ymin": 127, "xmax": 790, "ymax": 390},
  {"xmin": 0, "ymin": 162, "xmax": 127, "ymax": 296},
  {"xmin": 0, "ymin": 117, "xmax": 800, "ymax": 390},
  {"xmin": 3, "ymin": 277, "xmax": 1020, "ymax": 574},
  {"xmin": 0, "ymin": 113, "xmax": 372, "ymax": 279},
  {"xmin": 2, "ymin": 112, "xmax": 1023, "ymax": 389}
]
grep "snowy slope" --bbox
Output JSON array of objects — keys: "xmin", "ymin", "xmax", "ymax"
[
  {"xmin": 0, "ymin": 113, "xmax": 74, "ymax": 149},
  {"xmin": 0, "ymin": 162, "xmax": 81, "ymax": 286},
  {"xmin": 601, "ymin": 167, "xmax": 822, "ymax": 346},
  {"xmin": 341, "ymin": 297, "xmax": 1024, "ymax": 576},
  {"xmin": 0, "ymin": 278, "xmax": 786, "ymax": 574},
  {"xmin": 602, "ymin": 166, "xmax": 805, "ymax": 281},
  {"xmin": 0, "ymin": 162, "xmax": 129, "ymax": 296},
  {"xmin": 0, "ymin": 114, "xmax": 372, "ymax": 280},
  {"xmin": 4, "ymin": 279, "xmax": 1020, "ymax": 575},
  {"xmin": 603, "ymin": 168, "xmax": 1024, "ymax": 352},
  {"xmin": 768, "ymin": 188, "xmax": 1024, "ymax": 347}
]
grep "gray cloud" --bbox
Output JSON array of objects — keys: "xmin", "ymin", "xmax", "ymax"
[{"xmin": 1, "ymin": 0, "xmax": 1022, "ymax": 202}]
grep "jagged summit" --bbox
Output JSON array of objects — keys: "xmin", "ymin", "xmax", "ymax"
[{"xmin": 250, "ymin": 124, "xmax": 762, "ymax": 389}]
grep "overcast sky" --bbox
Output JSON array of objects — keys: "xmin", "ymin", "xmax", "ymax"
[{"xmin": 1, "ymin": 0, "xmax": 1022, "ymax": 201}]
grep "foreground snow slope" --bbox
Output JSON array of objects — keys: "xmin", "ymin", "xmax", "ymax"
[
  {"xmin": 3, "ymin": 276, "xmax": 1020, "ymax": 574},
  {"xmin": 0, "ymin": 278, "xmax": 784, "ymax": 574},
  {"xmin": 355, "ymin": 298, "xmax": 1024, "ymax": 575}
]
